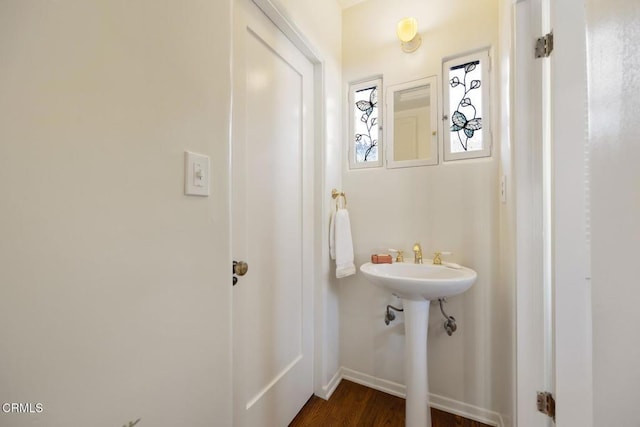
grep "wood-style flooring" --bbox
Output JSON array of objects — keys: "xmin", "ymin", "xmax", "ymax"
[{"xmin": 289, "ymin": 380, "xmax": 492, "ymax": 427}]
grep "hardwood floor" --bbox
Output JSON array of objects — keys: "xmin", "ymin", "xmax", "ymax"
[{"xmin": 289, "ymin": 380, "xmax": 492, "ymax": 427}]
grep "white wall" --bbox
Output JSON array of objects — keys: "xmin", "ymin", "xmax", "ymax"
[
  {"xmin": 0, "ymin": 0, "xmax": 343, "ymax": 425},
  {"xmin": 496, "ymin": 0, "xmax": 516, "ymax": 424},
  {"xmin": 341, "ymin": 0, "xmax": 512, "ymax": 423},
  {"xmin": 0, "ymin": 1, "xmax": 233, "ymax": 425},
  {"xmin": 586, "ymin": 0, "xmax": 640, "ymax": 424}
]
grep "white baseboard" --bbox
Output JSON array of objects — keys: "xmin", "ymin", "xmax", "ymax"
[
  {"xmin": 428, "ymin": 393, "xmax": 504, "ymax": 427},
  {"xmin": 340, "ymin": 367, "xmax": 406, "ymax": 398},
  {"xmin": 317, "ymin": 368, "xmax": 342, "ymax": 400},
  {"xmin": 320, "ymin": 367, "xmax": 504, "ymax": 427}
]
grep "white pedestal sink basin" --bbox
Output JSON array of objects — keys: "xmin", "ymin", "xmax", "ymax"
[{"xmin": 360, "ymin": 261, "xmax": 477, "ymax": 427}]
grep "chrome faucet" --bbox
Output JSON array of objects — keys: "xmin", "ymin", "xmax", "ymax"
[{"xmin": 412, "ymin": 243, "xmax": 423, "ymax": 264}]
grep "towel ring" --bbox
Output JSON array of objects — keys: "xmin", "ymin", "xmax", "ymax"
[{"xmin": 331, "ymin": 189, "xmax": 347, "ymax": 211}]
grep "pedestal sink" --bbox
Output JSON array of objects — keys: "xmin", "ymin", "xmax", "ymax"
[{"xmin": 360, "ymin": 261, "xmax": 477, "ymax": 427}]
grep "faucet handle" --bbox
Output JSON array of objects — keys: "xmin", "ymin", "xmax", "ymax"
[
  {"xmin": 388, "ymin": 248, "xmax": 404, "ymax": 263},
  {"xmin": 433, "ymin": 251, "xmax": 452, "ymax": 265},
  {"xmin": 412, "ymin": 243, "xmax": 422, "ymax": 252}
]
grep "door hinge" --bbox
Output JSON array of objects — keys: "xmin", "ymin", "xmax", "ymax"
[
  {"xmin": 536, "ymin": 391, "xmax": 556, "ymax": 421},
  {"xmin": 535, "ymin": 32, "xmax": 554, "ymax": 58}
]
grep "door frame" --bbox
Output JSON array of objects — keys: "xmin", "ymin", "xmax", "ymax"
[
  {"xmin": 229, "ymin": 0, "xmax": 329, "ymax": 419},
  {"xmin": 548, "ymin": 0, "xmax": 593, "ymax": 425},
  {"xmin": 514, "ymin": 0, "xmax": 593, "ymax": 425},
  {"xmin": 514, "ymin": 0, "xmax": 549, "ymax": 425}
]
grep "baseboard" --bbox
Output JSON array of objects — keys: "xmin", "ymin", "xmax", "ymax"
[
  {"xmin": 428, "ymin": 393, "xmax": 504, "ymax": 427},
  {"xmin": 340, "ymin": 367, "xmax": 406, "ymax": 399},
  {"xmin": 323, "ymin": 367, "xmax": 505, "ymax": 427},
  {"xmin": 317, "ymin": 368, "xmax": 342, "ymax": 400}
]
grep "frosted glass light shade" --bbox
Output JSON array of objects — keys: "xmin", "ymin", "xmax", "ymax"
[
  {"xmin": 397, "ymin": 17, "xmax": 418, "ymax": 42},
  {"xmin": 396, "ymin": 17, "xmax": 422, "ymax": 53}
]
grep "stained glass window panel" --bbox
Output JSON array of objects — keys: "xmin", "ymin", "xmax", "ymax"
[
  {"xmin": 448, "ymin": 60, "xmax": 483, "ymax": 153},
  {"xmin": 353, "ymin": 86, "xmax": 379, "ymax": 162},
  {"xmin": 443, "ymin": 50, "xmax": 491, "ymax": 161},
  {"xmin": 348, "ymin": 78, "xmax": 382, "ymax": 169}
]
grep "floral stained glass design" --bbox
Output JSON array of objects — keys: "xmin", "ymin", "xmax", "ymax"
[
  {"xmin": 353, "ymin": 86, "xmax": 379, "ymax": 162},
  {"xmin": 448, "ymin": 60, "xmax": 483, "ymax": 153}
]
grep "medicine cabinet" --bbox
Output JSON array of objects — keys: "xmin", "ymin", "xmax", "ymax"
[{"xmin": 385, "ymin": 76, "xmax": 438, "ymax": 168}]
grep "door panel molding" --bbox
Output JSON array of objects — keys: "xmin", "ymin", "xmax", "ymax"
[{"xmin": 231, "ymin": 1, "xmax": 318, "ymax": 426}]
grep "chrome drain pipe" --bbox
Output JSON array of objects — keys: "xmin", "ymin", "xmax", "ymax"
[
  {"xmin": 438, "ymin": 298, "xmax": 457, "ymax": 336},
  {"xmin": 384, "ymin": 304, "xmax": 404, "ymax": 325}
]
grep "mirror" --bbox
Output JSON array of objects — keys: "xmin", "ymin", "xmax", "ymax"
[{"xmin": 385, "ymin": 76, "xmax": 438, "ymax": 168}]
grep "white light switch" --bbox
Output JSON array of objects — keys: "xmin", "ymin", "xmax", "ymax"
[
  {"xmin": 185, "ymin": 151, "xmax": 210, "ymax": 196},
  {"xmin": 194, "ymin": 163, "xmax": 204, "ymax": 187}
]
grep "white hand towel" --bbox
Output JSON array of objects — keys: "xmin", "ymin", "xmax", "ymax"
[
  {"xmin": 329, "ymin": 210, "xmax": 336, "ymax": 260},
  {"xmin": 334, "ymin": 208, "xmax": 356, "ymax": 278}
]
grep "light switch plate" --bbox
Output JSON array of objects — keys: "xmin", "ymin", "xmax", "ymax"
[{"xmin": 184, "ymin": 151, "xmax": 210, "ymax": 196}]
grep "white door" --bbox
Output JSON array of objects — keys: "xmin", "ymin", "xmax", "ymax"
[
  {"xmin": 231, "ymin": 0, "xmax": 315, "ymax": 426},
  {"xmin": 515, "ymin": 0, "xmax": 555, "ymax": 425}
]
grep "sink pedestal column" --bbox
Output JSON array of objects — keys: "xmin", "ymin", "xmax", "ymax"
[{"xmin": 403, "ymin": 299, "xmax": 431, "ymax": 427}]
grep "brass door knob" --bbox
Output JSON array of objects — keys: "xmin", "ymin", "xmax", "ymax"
[{"xmin": 233, "ymin": 260, "xmax": 248, "ymax": 276}]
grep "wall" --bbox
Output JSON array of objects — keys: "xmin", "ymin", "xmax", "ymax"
[
  {"xmin": 341, "ymin": 0, "xmax": 511, "ymax": 423},
  {"xmin": 0, "ymin": 0, "xmax": 343, "ymax": 426},
  {"xmin": 586, "ymin": 0, "xmax": 640, "ymax": 424},
  {"xmin": 0, "ymin": 1, "xmax": 233, "ymax": 426},
  {"xmin": 496, "ymin": 0, "xmax": 516, "ymax": 424}
]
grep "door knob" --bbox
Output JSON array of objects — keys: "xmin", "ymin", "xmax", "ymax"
[{"xmin": 233, "ymin": 260, "xmax": 248, "ymax": 276}]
